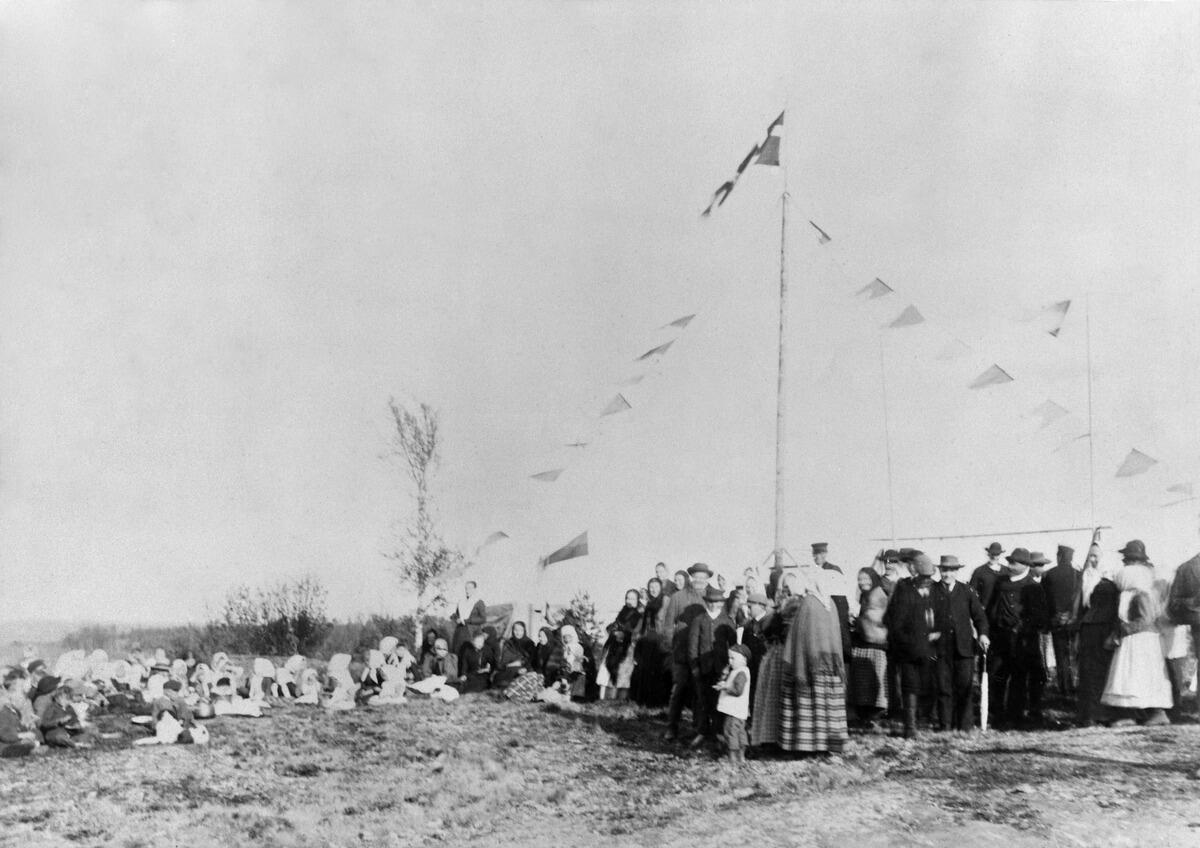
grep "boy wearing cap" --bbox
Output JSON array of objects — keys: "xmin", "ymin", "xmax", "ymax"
[
  {"xmin": 658, "ymin": 563, "xmax": 710, "ymax": 741},
  {"xmin": 936, "ymin": 556, "xmax": 990, "ymax": 731},
  {"xmin": 986, "ymin": 548, "xmax": 1050, "ymax": 729},
  {"xmin": 715, "ymin": 645, "xmax": 752, "ymax": 764},
  {"xmin": 687, "ymin": 585, "xmax": 737, "ymax": 748},
  {"xmin": 740, "ymin": 592, "xmax": 770, "ymax": 709}
]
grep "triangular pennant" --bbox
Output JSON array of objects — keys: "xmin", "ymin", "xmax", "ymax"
[
  {"xmin": 530, "ymin": 469, "xmax": 564, "ymax": 483},
  {"xmin": 600, "ymin": 394, "xmax": 632, "ymax": 417},
  {"xmin": 664, "ymin": 314, "xmax": 696, "ymax": 330},
  {"xmin": 856, "ymin": 278, "xmax": 893, "ymax": 300},
  {"xmin": 935, "ymin": 339, "xmax": 971, "ymax": 361},
  {"xmin": 620, "ymin": 374, "xmax": 644, "ymax": 387},
  {"xmin": 539, "ymin": 531, "xmax": 589, "ymax": 568},
  {"xmin": 736, "ymin": 145, "xmax": 760, "ymax": 175},
  {"xmin": 701, "ymin": 181, "xmax": 736, "ymax": 217},
  {"xmin": 1116, "ymin": 449, "xmax": 1157, "ymax": 478},
  {"xmin": 755, "ymin": 135, "xmax": 780, "ymax": 167},
  {"xmin": 1167, "ymin": 483, "xmax": 1194, "ymax": 496},
  {"xmin": 968, "ymin": 364, "xmax": 1014, "ymax": 389},
  {"xmin": 1045, "ymin": 300, "xmax": 1071, "ymax": 337},
  {"xmin": 474, "ymin": 531, "xmax": 510, "ymax": 555},
  {"xmin": 1028, "ymin": 400, "xmax": 1069, "ymax": 429},
  {"xmin": 636, "ymin": 340, "xmax": 674, "ymax": 361},
  {"xmin": 887, "ymin": 305, "xmax": 925, "ymax": 329},
  {"xmin": 809, "ymin": 221, "xmax": 831, "ymax": 244}
]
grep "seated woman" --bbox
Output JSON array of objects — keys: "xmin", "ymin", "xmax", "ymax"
[
  {"xmin": 324, "ymin": 654, "xmax": 357, "ymax": 711},
  {"xmin": 536, "ymin": 627, "xmax": 559, "ymax": 686},
  {"xmin": 457, "ymin": 632, "xmax": 492, "ymax": 694},
  {"xmin": 418, "ymin": 638, "xmax": 459, "ymax": 683},
  {"xmin": 1, "ymin": 667, "xmax": 41, "ymax": 757},
  {"xmin": 417, "ymin": 628, "xmax": 442, "ymax": 669},
  {"xmin": 358, "ymin": 650, "xmax": 387, "ymax": 704},
  {"xmin": 379, "ymin": 637, "xmax": 414, "ymax": 684},
  {"xmin": 295, "ymin": 668, "xmax": 322, "ymax": 705}
]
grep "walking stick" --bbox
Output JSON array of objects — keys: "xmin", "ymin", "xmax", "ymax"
[{"xmin": 980, "ymin": 648, "xmax": 989, "ymax": 732}]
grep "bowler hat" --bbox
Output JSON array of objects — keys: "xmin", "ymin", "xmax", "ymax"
[
  {"xmin": 1006, "ymin": 548, "xmax": 1030, "ymax": 565},
  {"xmin": 938, "ymin": 555, "xmax": 963, "ymax": 569},
  {"xmin": 898, "ymin": 548, "xmax": 921, "ymax": 562},
  {"xmin": 687, "ymin": 562, "xmax": 713, "ymax": 577},
  {"xmin": 1029, "ymin": 551, "xmax": 1051, "ymax": 566},
  {"xmin": 1118, "ymin": 540, "xmax": 1148, "ymax": 562},
  {"xmin": 703, "ymin": 585, "xmax": 725, "ymax": 603},
  {"xmin": 811, "ymin": 542, "xmax": 829, "ymax": 555},
  {"xmin": 985, "ymin": 542, "xmax": 1005, "ymax": 557},
  {"xmin": 746, "ymin": 592, "xmax": 770, "ymax": 606}
]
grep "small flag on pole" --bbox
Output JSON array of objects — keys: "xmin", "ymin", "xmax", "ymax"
[
  {"xmin": 701, "ymin": 111, "xmax": 783, "ymax": 216},
  {"xmin": 856, "ymin": 278, "xmax": 894, "ymax": 299},
  {"xmin": 1116, "ymin": 449, "xmax": 1157, "ymax": 478},
  {"xmin": 887, "ymin": 305, "xmax": 925, "ymax": 329},
  {"xmin": 1167, "ymin": 483, "xmax": 1194, "ymax": 496},
  {"xmin": 539, "ymin": 531, "xmax": 589, "ymax": 568},
  {"xmin": 809, "ymin": 221, "xmax": 832, "ymax": 244},
  {"xmin": 1028, "ymin": 400, "xmax": 1069, "ymax": 429},
  {"xmin": 664, "ymin": 314, "xmax": 696, "ymax": 330},
  {"xmin": 636, "ymin": 340, "xmax": 675, "ymax": 361},
  {"xmin": 600, "ymin": 394, "xmax": 632, "ymax": 417},
  {"xmin": 968, "ymin": 364, "xmax": 1014, "ymax": 389},
  {"xmin": 936, "ymin": 339, "xmax": 971, "ymax": 361},
  {"xmin": 474, "ymin": 531, "xmax": 510, "ymax": 556},
  {"xmin": 530, "ymin": 469, "xmax": 564, "ymax": 483}
]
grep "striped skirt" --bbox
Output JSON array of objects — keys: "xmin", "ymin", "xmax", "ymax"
[
  {"xmin": 750, "ymin": 644, "xmax": 785, "ymax": 746},
  {"xmin": 849, "ymin": 645, "xmax": 889, "ymax": 709},
  {"xmin": 780, "ymin": 670, "xmax": 848, "ymax": 753}
]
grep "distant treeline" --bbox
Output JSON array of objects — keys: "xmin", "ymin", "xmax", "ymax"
[{"xmin": 57, "ymin": 576, "xmax": 450, "ymax": 661}]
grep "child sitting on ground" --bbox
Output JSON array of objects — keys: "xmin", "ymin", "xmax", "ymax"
[{"xmin": 715, "ymin": 645, "xmax": 752, "ymax": 765}]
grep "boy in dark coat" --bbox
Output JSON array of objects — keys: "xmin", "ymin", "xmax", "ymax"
[
  {"xmin": 936, "ymin": 556, "xmax": 990, "ymax": 731},
  {"xmin": 686, "ymin": 584, "xmax": 736, "ymax": 747}
]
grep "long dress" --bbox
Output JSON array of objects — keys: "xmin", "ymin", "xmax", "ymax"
[
  {"xmin": 750, "ymin": 602, "xmax": 795, "ymax": 747},
  {"xmin": 781, "ymin": 593, "xmax": 848, "ymax": 753},
  {"xmin": 849, "ymin": 585, "xmax": 890, "ymax": 711},
  {"xmin": 630, "ymin": 597, "xmax": 671, "ymax": 707},
  {"xmin": 1102, "ymin": 566, "xmax": 1172, "ymax": 710}
]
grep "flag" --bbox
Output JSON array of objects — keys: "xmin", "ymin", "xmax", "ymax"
[
  {"xmin": 809, "ymin": 221, "xmax": 832, "ymax": 244},
  {"xmin": 1116, "ymin": 449, "xmax": 1157, "ymax": 478},
  {"xmin": 530, "ymin": 469, "xmax": 564, "ymax": 483},
  {"xmin": 474, "ymin": 531, "xmax": 509, "ymax": 556},
  {"xmin": 620, "ymin": 374, "xmax": 644, "ymax": 386},
  {"xmin": 856, "ymin": 278, "xmax": 893, "ymax": 299},
  {"xmin": 755, "ymin": 111, "xmax": 784, "ymax": 166},
  {"xmin": 565, "ymin": 442, "xmax": 588, "ymax": 448},
  {"xmin": 968, "ymin": 364, "xmax": 1014, "ymax": 389},
  {"xmin": 1167, "ymin": 483, "xmax": 1194, "ymax": 496},
  {"xmin": 887, "ymin": 305, "xmax": 925, "ymax": 329},
  {"xmin": 1044, "ymin": 300, "xmax": 1071, "ymax": 337},
  {"xmin": 600, "ymin": 394, "xmax": 632, "ymax": 416},
  {"xmin": 936, "ymin": 339, "xmax": 971, "ymax": 361},
  {"xmin": 1028, "ymin": 400, "xmax": 1069, "ymax": 429},
  {"xmin": 701, "ymin": 110, "xmax": 783, "ymax": 216},
  {"xmin": 636, "ymin": 340, "xmax": 674, "ymax": 361},
  {"xmin": 664, "ymin": 314, "xmax": 696, "ymax": 330},
  {"xmin": 539, "ymin": 531, "xmax": 588, "ymax": 568}
]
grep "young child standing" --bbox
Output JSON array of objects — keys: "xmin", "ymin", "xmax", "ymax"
[{"xmin": 716, "ymin": 644, "xmax": 752, "ymax": 764}]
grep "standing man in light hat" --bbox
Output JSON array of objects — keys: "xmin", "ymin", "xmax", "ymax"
[
  {"xmin": 658, "ymin": 562, "xmax": 710, "ymax": 741},
  {"xmin": 986, "ymin": 548, "xmax": 1050, "ymax": 729},
  {"xmin": 936, "ymin": 555, "xmax": 990, "ymax": 731}
]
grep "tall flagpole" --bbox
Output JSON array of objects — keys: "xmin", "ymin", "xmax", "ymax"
[
  {"xmin": 774, "ymin": 172, "xmax": 789, "ymax": 570},
  {"xmin": 878, "ymin": 336, "xmax": 897, "ymax": 544},
  {"xmin": 1086, "ymin": 294, "xmax": 1096, "ymax": 527}
]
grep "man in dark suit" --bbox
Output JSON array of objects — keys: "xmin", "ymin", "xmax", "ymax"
[
  {"xmin": 1041, "ymin": 545, "xmax": 1081, "ymax": 695},
  {"xmin": 969, "ymin": 542, "xmax": 1006, "ymax": 611},
  {"xmin": 986, "ymin": 548, "xmax": 1050, "ymax": 729},
  {"xmin": 658, "ymin": 562, "xmax": 710, "ymax": 741},
  {"xmin": 884, "ymin": 552, "xmax": 951, "ymax": 739},
  {"xmin": 935, "ymin": 556, "xmax": 990, "ymax": 731},
  {"xmin": 687, "ymin": 584, "xmax": 737, "ymax": 747},
  {"xmin": 451, "ymin": 581, "xmax": 488, "ymax": 655}
]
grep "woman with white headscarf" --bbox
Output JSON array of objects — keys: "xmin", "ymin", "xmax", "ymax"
[{"xmin": 1074, "ymin": 540, "xmax": 1119, "ymax": 726}]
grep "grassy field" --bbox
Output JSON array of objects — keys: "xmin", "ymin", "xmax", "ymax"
[{"xmin": 2, "ymin": 695, "xmax": 1199, "ymax": 848}]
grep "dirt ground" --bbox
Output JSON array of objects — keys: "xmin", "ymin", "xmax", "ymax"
[{"xmin": 2, "ymin": 695, "xmax": 1199, "ymax": 848}]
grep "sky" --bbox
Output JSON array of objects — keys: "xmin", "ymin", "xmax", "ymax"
[{"xmin": 2, "ymin": 1, "xmax": 1198, "ymax": 625}]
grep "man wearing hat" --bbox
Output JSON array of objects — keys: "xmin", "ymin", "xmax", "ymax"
[
  {"xmin": 1167, "ymin": 551, "xmax": 1200, "ymax": 722},
  {"xmin": 969, "ymin": 543, "xmax": 1006, "ymax": 611},
  {"xmin": 1041, "ymin": 545, "xmax": 1082, "ymax": 696},
  {"xmin": 686, "ymin": 583, "xmax": 737, "ymax": 747},
  {"xmin": 936, "ymin": 555, "xmax": 990, "ymax": 731},
  {"xmin": 985, "ymin": 548, "xmax": 1050, "ymax": 729},
  {"xmin": 884, "ymin": 552, "xmax": 950, "ymax": 738},
  {"xmin": 813, "ymin": 543, "xmax": 854, "ymax": 665},
  {"xmin": 657, "ymin": 563, "xmax": 711, "ymax": 741}
]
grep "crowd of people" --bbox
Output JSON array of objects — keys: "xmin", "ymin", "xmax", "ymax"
[{"xmin": 4, "ymin": 538, "xmax": 1197, "ymax": 764}]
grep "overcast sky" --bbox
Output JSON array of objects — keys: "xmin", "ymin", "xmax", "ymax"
[{"xmin": 2, "ymin": 1, "xmax": 1198, "ymax": 624}]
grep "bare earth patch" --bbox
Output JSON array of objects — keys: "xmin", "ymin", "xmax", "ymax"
[{"xmin": 2, "ymin": 697, "xmax": 1198, "ymax": 847}]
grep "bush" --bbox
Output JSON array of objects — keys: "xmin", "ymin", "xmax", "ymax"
[{"xmin": 209, "ymin": 575, "xmax": 332, "ymax": 656}]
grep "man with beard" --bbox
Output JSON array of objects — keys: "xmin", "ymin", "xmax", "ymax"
[
  {"xmin": 935, "ymin": 556, "xmax": 990, "ymax": 731},
  {"xmin": 658, "ymin": 562, "xmax": 711, "ymax": 741}
]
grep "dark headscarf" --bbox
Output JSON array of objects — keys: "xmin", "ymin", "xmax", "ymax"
[
  {"xmin": 642, "ymin": 579, "xmax": 665, "ymax": 635},
  {"xmin": 508, "ymin": 621, "xmax": 536, "ymax": 666},
  {"xmin": 604, "ymin": 591, "xmax": 642, "ymax": 678},
  {"xmin": 783, "ymin": 593, "xmax": 845, "ymax": 690}
]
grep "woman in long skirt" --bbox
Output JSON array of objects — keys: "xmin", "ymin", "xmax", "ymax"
[
  {"xmin": 1101, "ymin": 548, "xmax": 1172, "ymax": 726},
  {"xmin": 781, "ymin": 570, "xmax": 848, "ymax": 754},
  {"xmin": 630, "ymin": 578, "xmax": 671, "ymax": 708},
  {"xmin": 849, "ymin": 568, "xmax": 889, "ymax": 728}
]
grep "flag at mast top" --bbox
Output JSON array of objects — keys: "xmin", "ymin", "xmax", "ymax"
[{"xmin": 701, "ymin": 110, "xmax": 784, "ymax": 216}]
